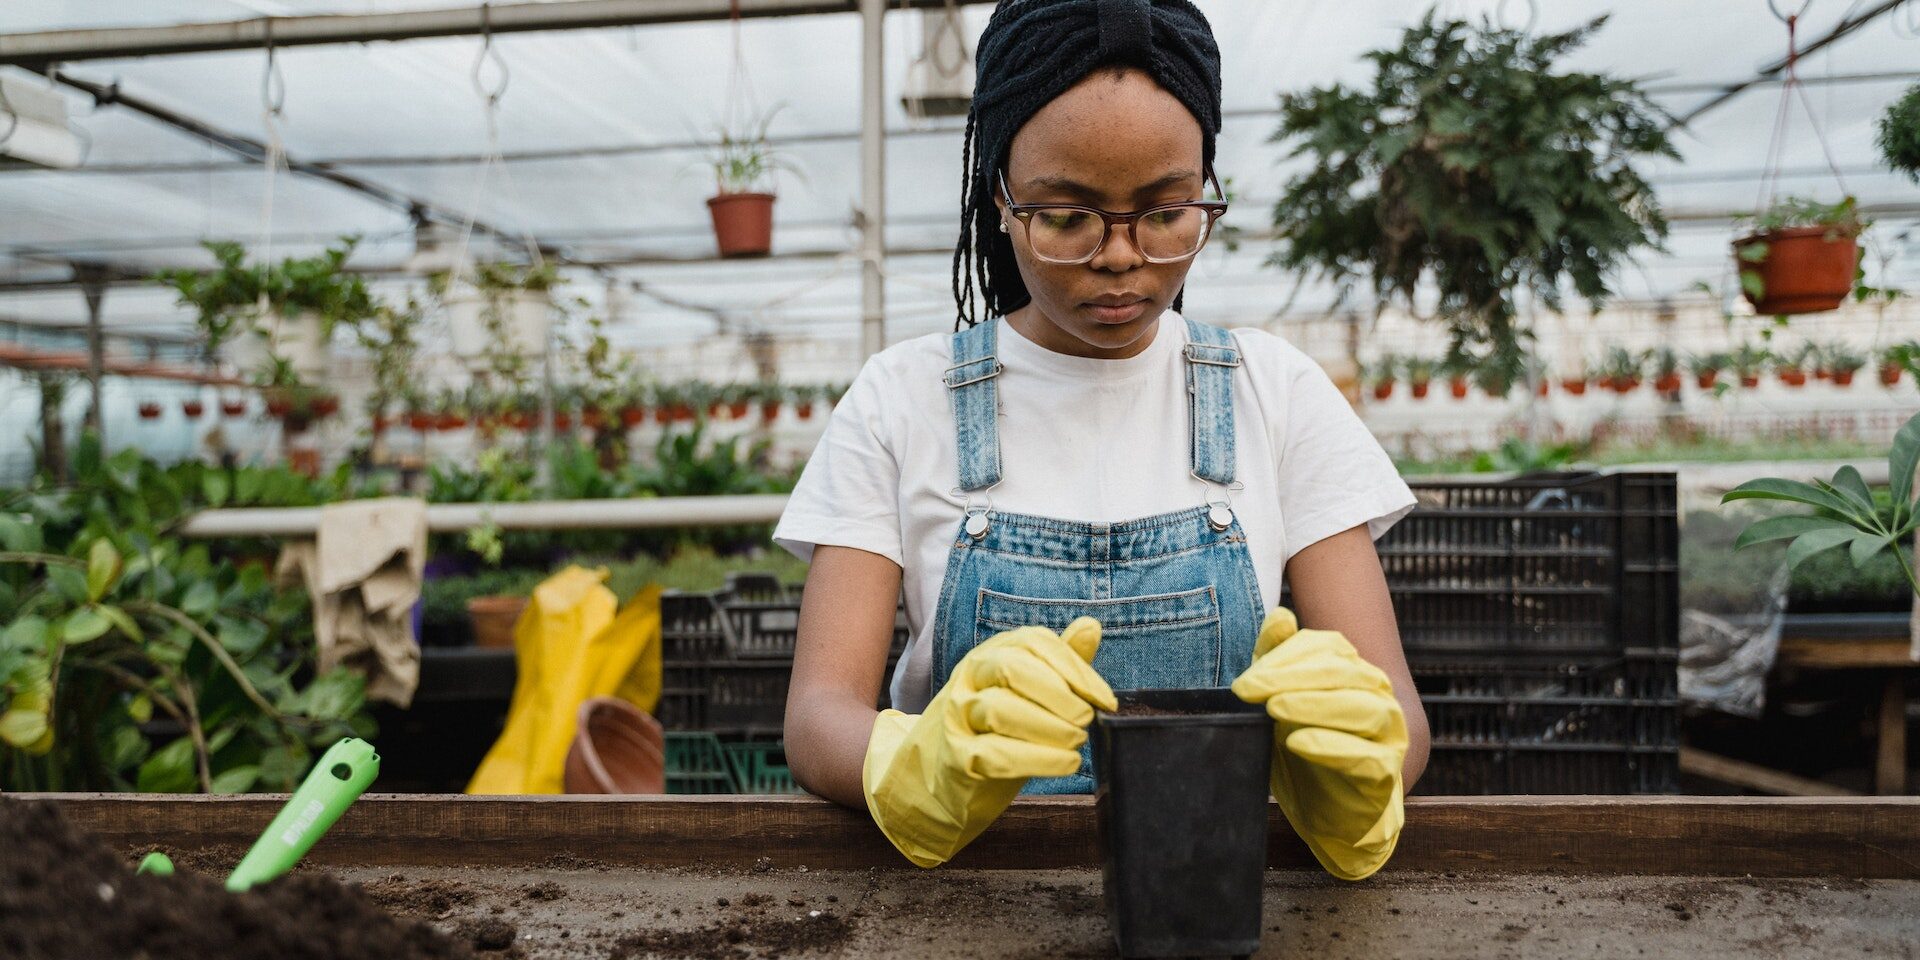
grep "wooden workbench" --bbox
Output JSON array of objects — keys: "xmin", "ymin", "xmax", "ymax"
[{"xmin": 1777, "ymin": 612, "xmax": 1917, "ymax": 794}]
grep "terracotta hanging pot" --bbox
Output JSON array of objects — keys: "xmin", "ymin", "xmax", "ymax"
[
  {"xmin": 221, "ymin": 399, "xmax": 249, "ymax": 418},
  {"xmin": 654, "ymin": 406, "xmax": 673, "ymax": 425},
  {"xmin": 137, "ymin": 402, "xmax": 163, "ymax": 420},
  {"xmin": 1740, "ymin": 374, "xmax": 1762, "ymax": 388},
  {"xmin": 707, "ymin": 192, "xmax": 776, "ymax": 257},
  {"xmin": 1534, "ymin": 380, "xmax": 1550, "ymax": 398},
  {"xmin": 1448, "ymin": 377, "xmax": 1469, "ymax": 399},
  {"xmin": 621, "ymin": 407, "xmax": 646, "ymax": 428},
  {"xmin": 408, "ymin": 411, "xmax": 434, "ymax": 431},
  {"xmin": 796, "ymin": 402, "xmax": 815, "ymax": 419},
  {"xmin": 1371, "ymin": 380, "xmax": 1395, "ymax": 401},
  {"xmin": 761, "ymin": 401, "xmax": 781, "ymax": 423},
  {"xmin": 1655, "ymin": 373, "xmax": 1683, "ymax": 394},
  {"xmin": 1881, "ymin": 363, "xmax": 1904, "ymax": 387},
  {"xmin": 1560, "ymin": 378, "xmax": 1587, "ymax": 396},
  {"xmin": 582, "ymin": 407, "xmax": 607, "ymax": 430},
  {"xmin": 181, "ymin": 400, "xmax": 204, "ymax": 418},
  {"xmin": 1778, "ymin": 367, "xmax": 1807, "ymax": 387},
  {"xmin": 1696, "ymin": 370, "xmax": 1719, "ymax": 390},
  {"xmin": 265, "ymin": 395, "xmax": 292, "ymax": 418},
  {"xmin": 1733, "ymin": 226, "xmax": 1858, "ymax": 315},
  {"xmin": 1832, "ymin": 369, "xmax": 1855, "ymax": 387},
  {"xmin": 727, "ymin": 400, "xmax": 751, "ymax": 419},
  {"xmin": 1409, "ymin": 380, "xmax": 1430, "ymax": 400},
  {"xmin": 312, "ymin": 395, "xmax": 340, "ymax": 418}
]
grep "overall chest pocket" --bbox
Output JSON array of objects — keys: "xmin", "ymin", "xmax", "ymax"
[{"xmin": 973, "ymin": 586, "xmax": 1225, "ymax": 691}]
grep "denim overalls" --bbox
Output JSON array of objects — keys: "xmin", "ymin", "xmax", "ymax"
[{"xmin": 930, "ymin": 316, "xmax": 1265, "ymax": 794}]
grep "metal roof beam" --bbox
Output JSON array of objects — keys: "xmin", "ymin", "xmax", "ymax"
[
  {"xmin": 1670, "ymin": 0, "xmax": 1906, "ymax": 129},
  {"xmin": 0, "ymin": 0, "xmax": 993, "ymax": 68}
]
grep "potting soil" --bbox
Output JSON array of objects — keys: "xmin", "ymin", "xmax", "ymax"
[{"xmin": 0, "ymin": 797, "xmax": 481, "ymax": 960}]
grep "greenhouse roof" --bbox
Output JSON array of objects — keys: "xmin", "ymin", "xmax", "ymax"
[{"xmin": 1, "ymin": 0, "xmax": 1917, "ymax": 353}]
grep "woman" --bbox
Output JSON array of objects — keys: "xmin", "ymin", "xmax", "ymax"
[{"xmin": 773, "ymin": 0, "xmax": 1429, "ymax": 880}]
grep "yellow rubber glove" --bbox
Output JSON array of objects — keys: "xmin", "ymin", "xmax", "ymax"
[
  {"xmin": 1231, "ymin": 607, "xmax": 1407, "ymax": 881},
  {"xmin": 864, "ymin": 617, "xmax": 1117, "ymax": 868}
]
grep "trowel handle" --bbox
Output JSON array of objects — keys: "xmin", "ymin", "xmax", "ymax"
[{"xmin": 226, "ymin": 737, "xmax": 379, "ymax": 892}]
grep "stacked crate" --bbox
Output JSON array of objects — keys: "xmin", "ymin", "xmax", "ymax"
[{"xmin": 656, "ymin": 472, "xmax": 1681, "ymax": 795}]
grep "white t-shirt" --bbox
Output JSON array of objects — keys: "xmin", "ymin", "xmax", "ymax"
[{"xmin": 773, "ymin": 309, "xmax": 1416, "ymax": 713}]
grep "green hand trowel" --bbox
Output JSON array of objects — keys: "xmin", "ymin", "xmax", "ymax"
[{"xmin": 225, "ymin": 737, "xmax": 380, "ymax": 891}]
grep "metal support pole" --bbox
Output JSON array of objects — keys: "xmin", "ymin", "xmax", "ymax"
[
  {"xmin": 858, "ymin": 0, "xmax": 887, "ymax": 359},
  {"xmin": 76, "ymin": 264, "xmax": 108, "ymax": 442},
  {"xmin": 177, "ymin": 494, "xmax": 793, "ymax": 538}
]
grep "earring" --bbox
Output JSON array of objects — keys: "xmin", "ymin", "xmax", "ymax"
[{"xmin": 998, "ymin": 221, "xmax": 1009, "ymax": 233}]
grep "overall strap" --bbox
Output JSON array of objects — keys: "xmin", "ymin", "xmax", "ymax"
[
  {"xmin": 1182, "ymin": 316, "xmax": 1240, "ymax": 485},
  {"xmin": 944, "ymin": 319, "xmax": 1003, "ymax": 492}
]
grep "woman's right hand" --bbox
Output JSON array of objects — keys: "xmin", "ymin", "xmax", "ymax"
[{"xmin": 862, "ymin": 617, "xmax": 1116, "ymax": 868}]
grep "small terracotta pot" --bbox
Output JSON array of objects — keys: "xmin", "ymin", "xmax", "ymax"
[
  {"xmin": 313, "ymin": 395, "xmax": 340, "ymax": 418},
  {"xmin": 221, "ymin": 400, "xmax": 248, "ymax": 418},
  {"xmin": 1832, "ymin": 369, "xmax": 1855, "ymax": 387},
  {"xmin": 1372, "ymin": 381, "xmax": 1395, "ymax": 401},
  {"xmin": 467, "ymin": 595, "xmax": 529, "ymax": 649},
  {"xmin": 408, "ymin": 412, "xmax": 434, "ymax": 431},
  {"xmin": 1410, "ymin": 380, "xmax": 1431, "ymax": 400},
  {"xmin": 796, "ymin": 402, "xmax": 814, "ymax": 419},
  {"xmin": 728, "ymin": 400, "xmax": 750, "ymax": 419},
  {"xmin": 707, "ymin": 192, "xmax": 776, "ymax": 258},
  {"xmin": 1655, "ymin": 374, "xmax": 1682, "ymax": 394},
  {"xmin": 266, "ymin": 397, "xmax": 292, "ymax": 417},
  {"xmin": 1733, "ymin": 226, "xmax": 1858, "ymax": 315},
  {"xmin": 1535, "ymin": 380, "xmax": 1550, "ymax": 398},
  {"xmin": 1881, "ymin": 364, "xmax": 1904, "ymax": 387},
  {"xmin": 1449, "ymin": 377, "xmax": 1469, "ymax": 399},
  {"xmin": 621, "ymin": 407, "xmax": 646, "ymax": 427},
  {"xmin": 1779, "ymin": 368, "xmax": 1807, "ymax": 387},
  {"xmin": 563, "ymin": 697, "xmax": 666, "ymax": 795},
  {"xmin": 1561, "ymin": 379, "xmax": 1587, "ymax": 396},
  {"xmin": 654, "ymin": 406, "xmax": 673, "ymax": 425},
  {"xmin": 582, "ymin": 408, "xmax": 607, "ymax": 430},
  {"xmin": 1695, "ymin": 371, "xmax": 1718, "ymax": 390},
  {"xmin": 1815, "ymin": 368, "xmax": 1833, "ymax": 381},
  {"xmin": 1740, "ymin": 374, "xmax": 1761, "ymax": 388},
  {"xmin": 553, "ymin": 412, "xmax": 574, "ymax": 431},
  {"xmin": 436, "ymin": 413, "xmax": 466, "ymax": 431},
  {"xmin": 137, "ymin": 403, "xmax": 163, "ymax": 420},
  {"xmin": 182, "ymin": 400, "xmax": 204, "ymax": 418}
]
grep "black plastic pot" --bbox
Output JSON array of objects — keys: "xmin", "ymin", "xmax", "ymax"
[{"xmin": 1092, "ymin": 688, "xmax": 1273, "ymax": 959}]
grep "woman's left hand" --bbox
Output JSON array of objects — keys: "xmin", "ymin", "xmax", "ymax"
[{"xmin": 1231, "ymin": 606, "xmax": 1407, "ymax": 881}]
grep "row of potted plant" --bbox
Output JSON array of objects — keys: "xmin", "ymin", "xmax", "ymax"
[
  {"xmin": 1365, "ymin": 341, "xmax": 1920, "ymax": 400},
  {"xmin": 371, "ymin": 380, "xmax": 852, "ymax": 434}
]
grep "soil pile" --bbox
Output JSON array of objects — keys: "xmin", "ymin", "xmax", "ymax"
[{"xmin": 0, "ymin": 797, "xmax": 479, "ymax": 960}]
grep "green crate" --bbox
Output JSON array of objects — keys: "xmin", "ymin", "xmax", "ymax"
[
  {"xmin": 723, "ymin": 740, "xmax": 799, "ymax": 795},
  {"xmin": 665, "ymin": 732, "xmax": 734, "ymax": 794}
]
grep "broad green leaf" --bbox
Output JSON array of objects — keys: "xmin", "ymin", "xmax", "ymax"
[
  {"xmin": 127, "ymin": 693, "xmax": 153, "ymax": 724},
  {"xmin": 106, "ymin": 723, "xmax": 150, "ymax": 772},
  {"xmin": 1786, "ymin": 527, "xmax": 1857, "ymax": 569},
  {"xmin": 205, "ymin": 724, "xmax": 239, "ymax": 755},
  {"xmin": 46, "ymin": 565, "xmax": 91, "ymax": 604},
  {"xmin": 0, "ymin": 707, "xmax": 49, "ymax": 748},
  {"xmin": 1848, "ymin": 530, "xmax": 1890, "ymax": 569},
  {"xmin": 1892, "ymin": 410, "xmax": 1920, "ymax": 509},
  {"xmin": 179, "ymin": 580, "xmax": 219, "ymax": 619},
  {"xmin": 257, "ymin": 741, "xmax": 309, "ymax": 790},
  {"xmin": 210, "ymin": 764, "xmax": 260, "ymax": 795},
  {"xmin": 1733, "ymin": 514, "xmax": 1851, "ymax": 550},
  {"xmin": 218, "ymin": 618, "xmax": 269, "ymax": 657},
  {"xmin": 136, "ymin": 736, "xmax": 198, "ymax": 793},
  {"xmin": 289, "ymin": 668, "xmax": 366, "ymax": 723},
  {"xmin": 61, "ymin": 608, "xmax": 112, "ymax": 645},
  {"xmin": 1829, "ymin": 466, "xmax": 1878, "ymax": 518},
  {"xmin": 1724, "ymin": 478, "xmax": 1873, "ymax": 524},
  {"xmin": 236, "ymin": 468, "xmax": 263, "ymax": 504},
  {"xmin": 94, "ymin": 604, "xmax": 142, "ymax": 642},
  {"xmin": 201, "ymin": 471, "xmax": 231, "ymax": 507},
  {"xmin": 0, "ymin": 616, "xmax": 50, "ymax": 654},
  {"xmin": 0, "ymin": 513, "xmax": 40, "ymax": 552},
  {"xmin": 85, "ymin": 539, "xmax": 122, "ymax": 601}
]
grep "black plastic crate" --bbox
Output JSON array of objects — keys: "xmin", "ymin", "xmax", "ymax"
[
  {"xmin": 1413, "ymin": 652, "xmax": 1679, "ymax": 795},
  {"xmin": 1379, "ymin": 471, "xmax": 1679, "ymax": 658}
]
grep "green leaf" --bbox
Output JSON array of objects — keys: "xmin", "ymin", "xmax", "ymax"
[
  {"xmin": 1724, "ymin": 478, "xmax": 1873, "ymax": 524},
  {"xmin": 288, "ymin": 668, "xmax": 365, "ymax": 723},
  {"xmin": 1829, "ymin": 466, "xmax": 1878, "ymax": 518},
  {"xmin": 0, "ymin": 707, "xmax": 49, "ymax": 748},
  {"xmin": 61, "ymin": 608, "xmax": 112, "ymax": 645},
  {"xmin": 179, "ymin": 580, "xmax": 219, "ymax": 619},
  {"xmin": 0, "ymin": 616, "xmax": 50, "ymax": 654},
  {"xmin": 93, "ymin": 604, "xmax": 143, "ymax": 642},
  {"xmin": 106, "ymin": 723, "xmax": 150, "ymax": 773},
  {"xmin": 1891, "ymin": 410, "xmax": 1920, "ymax": 510},
  {"xmin": 1786, "ymin": 527, "xmax": 1858, "ymax": 569},
  {"xmin": 1733, "ymin": 514, "xmax": 1852, "ymax": 550},
  {"xmin": 127, "ymin": 693, "xmax": 153, "ymax": 724},
  {"xmin": 1739, "ymin": 271, "xmax": 1766, "ymax": 300},
  {"xmin": 0, "ymin": 513, "xmax": 40, "ymax": 552},
  {"xmin": 46, "ymin": 565, "xmax": 90, "ymax": 604},
  {"xmin": 217, "ymin": 618, "xmax": 269, "ymax": 657},
  {"xmin": 1847, "ymin": 530, "xmax": 1890, "ymax": 569},
  {"xmin": 136, "ymin": 736, "xmax": 198, "ymax": 793},
  {"xmin": 201, "ymin": 471, "xmax": 231, "ymax": 507},
  {"xmin": 85, "ymin": 539, "xmax": 122, "ymax": 601},
  {"xmin": 210, "ymin": 764, "xmax": 260, "ymax": 795}
]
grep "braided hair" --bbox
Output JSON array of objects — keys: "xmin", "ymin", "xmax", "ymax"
[{"xmin": 951, "ymin": 0, "xmax": 1223, "ymax": 329}]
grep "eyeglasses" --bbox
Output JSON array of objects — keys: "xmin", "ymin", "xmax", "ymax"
[{"xmin": 995, "ymin": 168, "xmax": 1229, "ymax": 265}]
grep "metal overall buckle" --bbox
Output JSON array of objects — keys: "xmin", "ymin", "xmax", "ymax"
[
  {"xmin": 951, "ymin": 482, "xmax": 1000, "ymax": 540},
  {"xmin": 1192, "ymin": 470, "xmax": 1245, "ymax": 531}
]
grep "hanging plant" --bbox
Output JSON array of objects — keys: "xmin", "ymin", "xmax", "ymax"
[
  {"xmin": 704, "ymin": 105, "xmax": 804, "ymax": 258},
  {"xmin": 1403, "ymin": 358, "xmax": 1434, "ymax": 400},
  {"xmin": 1266, "ymin": 14, "xmax": 1674, "ymax": 373},
  {"xmin": 181, "ymin": 398, "xmax": 204, "ymax": 419},
  {"xmin": 1439, "ymin": 354, "xmax": 1471, "ymax": 400},
  {"xmin": 1733, "ymin": 197, "xmax": 1865, "ymax": 317},
  {"xmin": 1366, "ymin": 354, "xmax": 1397, "ymax": 401},
  {"xmin": 1730, "ymin": 343, "xmax": 1770, "ymax": 388},
  {"xmin": 157, "ymin": 238, "xmax": 377, "ymax": 388},
  {"xmin": 1881, "ymin": 342, "xmax": 1919, "ymax": 388},
  {"xmin": 1688, "ymin": 351, "xmax": 1726, "ymax": 390},
  {"xmin": 1821, "ymin": 343, "xmax": 1865, "ymax": 387},
  {"xmin": 1877, "ymin": 83, "xmax": 1920, "ymax": 184},
  {"xmin": 220, "ymin": 396, "xmax": 249, "ymax": 418},
  {"xmin": 137, "ymin": 401, "xmax": 163, "ymax": 421},
  {"xmin": 790, "ymin": 383, "xmax": 820, "ymax": 419},
  {"xmin": 1651, "ymin": 347, "xmax": 1683, "ymax": 396},
  {"xmin": 1775, "ymin": 346, "xmax": 1809, "ymax": 388},
  {"xmin": 1599, "ymin": 347, "xmax": 1644, "ymax": 393},
  {"xmin": 1558, "ymin": 359, "xmax": 1589, "ymax": 396}
]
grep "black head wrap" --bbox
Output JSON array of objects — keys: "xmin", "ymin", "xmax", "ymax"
[{"xmin": 951, "ymin": 0, "xmax": 1223, "ymax": 328}]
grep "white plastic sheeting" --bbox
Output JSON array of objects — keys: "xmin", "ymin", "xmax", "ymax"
[{"xmin": 0, "ymin": 0, "xmax": 1917, "ymax": 353}]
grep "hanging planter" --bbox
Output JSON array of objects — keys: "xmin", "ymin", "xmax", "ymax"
[
  {"xmin": 181, "ymin": 399, "xmax": 204, "ymax": 419},
  {"xmin": 442, "ymin": 265, "xmax": 556, "ymax": 364},
  {"xmin": 1689, "ymin": 352, "xmax": 1725, "ymax": 390},
  {"xmin": 620, "ymin": 406, "xmax": 646, "ymax": 428},
  {"xmin": 1559, "ymin": 377, "xmax": 1587, "ymax": 396},
  {"xmin": 407, "ymin": 409, "xmax": 434, "ymax": 432},
  {"xmin": 160, "ymin": 238, "xmax": 373, "ymax": 388},
  {"xmin": 1880, "ymin": 343, "xmax": 1917, "ymax": 388},
  {"xmin": 707, "ymin": 192, "xmax": 777, "ymax": 258},
  {"xmin": 220, "ymin": 397, "xmax": 249, "ymax": 418},
  {"xmin": 1366, "ymin": 355, "xmax": 1396, "ymax": 401},
  {"xmin": 137, "ymin": 401, "xmax": 163, "ymax": 421}
]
